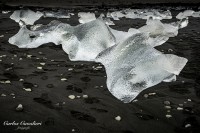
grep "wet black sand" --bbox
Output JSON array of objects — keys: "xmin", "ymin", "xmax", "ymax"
[{"xmin": 0, "ymin": 7, "xmax": 200, "ymax": 133}]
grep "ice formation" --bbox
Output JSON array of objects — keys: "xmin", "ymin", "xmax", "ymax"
[
  {"xmin": 10, "ymin": 9, "xmax": 43, "ymax": 25},
  {"xmin": 8, "ymin": 9, "xmax": 189, "ymax": 103},
  {"xmin": 95, "ymin": 33, "xmax": 188, "ymax": 103},
  {"xmin": 176, "ymin": 10, "xmax": 200, "ymax": 19},
  {"xmin": 108, "ymin": 9, "xmax": 172, "ymax": 20},
  {"xmin": 78, "ymin": 12, "xmax": 96, "ymax": 24},
  {"xmin": 9, "ymin": 19, "xmax": 115, "ymax": 61},
  {"xmin": 43, "ymin": 9, "xmax": 72, "ymax": 18}
]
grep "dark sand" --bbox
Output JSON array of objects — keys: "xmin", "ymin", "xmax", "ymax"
[{"xmin": 0, "ymin": 7, "xmax": 200, "ymax": 133}]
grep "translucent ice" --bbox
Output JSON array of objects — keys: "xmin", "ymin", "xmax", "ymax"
[
  {"xmin": 109, "ymin": 9, "xmax": 172, "ymax": 20},
  {"xmin": 43, "ymin": 9, "xmax": 72, "ymax": 19},
  {"xmin": 10, "ymin": 9, "xmax": 43, "ymax": 25},
  {"xmin": 78, "ymin": 12, "xmax": 96, "ymax": 24},
  {"xmin": 9, "ymin": 19, "xmax": 115, "ymax": 61},
  {"xmin": 176, "ymin": 10, "xmax": 194, "ymax": 19},
  {"xmin": 96, "ymin": 33, "xmax": 188, "ymax": 103}
]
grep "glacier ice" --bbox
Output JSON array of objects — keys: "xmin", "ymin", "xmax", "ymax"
[
  {"xmin": 176, "ymin": 10, "xmax": 200, "ymax": 19},
  {"xmin": 78, "ymin": 12, "xmax": 96, "ymax": 24},
  {"xmin": 9, "ymin": 19, "xmax": 115, "ymax": 61},
  {"xmin": 8, "ymin": 9, "xmax": 190, "ymax": 103},
  {"xmin": 95, "ymin": 33, "xmax": 188, "ymax": 103},
  {"xmin": 10, "ymin": 9, "xmax": 43, "ymax": 25},
  {"xmin": 43, "ymin": 9, "xmax": 72, "ymax": 18},
  {"xmin": 108, "ymin": 9, "xmax": 172, "ymax": 20}
]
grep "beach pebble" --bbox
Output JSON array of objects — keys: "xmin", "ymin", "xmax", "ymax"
[
  {"xmin": 165, "ymin": 114, "xmax": 172, "ymax": 118},
  {"xmin": 19, "ymin": 58, "xmax": 23, "ymax": 60},
  {"xmin": 19, "ymin": 79, "xmax": 24, "ymax": 82},
  {"xmin": 165, "ymin": 106, "xmax": 171, "ymax": 109},
  {"xmin": 10, "ymin": 93, "xmax": 15, "ymax": 96},
  {"xmin": 83, "ymin": 95, "xmax": 88, "ymax": 98},
  {"xmin": 187, "ymin": 99, "xmax": 192, "ymax": 102},
  {"xmin": 143, "ymin": 94, "xmax": 148, "ymax": 98},
  {"xmin": 16, "ymin": 104, "xmax": 23, "ymax": 112},
  {"xmin": 115, "ymin": 116, "xmax": 122, "ymax": 121},
  {"xmin": 148, "ymin": 92, "xmax": 156, "ymax": 96},
  {"xmin": 1, "ymin": 94, "xmax": 6, "ymax": 97},
  {"xmin": 37, "ymin": 67, "xmax": 43, "ymax": 70},
  {"xmin": 177, "ymin": 107, "xmax": 183, "ymax": 111},
  {"xmin": 40, "ymin": 63, "xmax": 46, "ymax": 66},
  {"xmin": 72, "ymin": 129, "xmax": 75, "ymax": 132},
  {"xmin": 68, "ymin": 95, "xmax": 75, "ymax": 99},
  {"xmin": 77, "ymin": 96, "xmax": 81, "ymax": 98},
  {"xmin": 5, "ymin": 80, "xmax": 11, "ymax": 84},
  {"xmin": 23, "ymin": 88, "xmax": 32, "ymax": 92},
  {"xmin": 0, "ymin": 59, "xmax": 2, "ymax": 62},
  {"xmin": 68, "ymin": 68, "xmax": 73, "ymax": 71},
  {"xmin": 178, "ymin": 104, "xmax": 183, "ymax": 107},
  {"xmin": 0, "ymin": 35, "xmax": 4, "ymax": 38},
  {"xmin": 61, "ymin": 78, "xmax": 67, "ymax": 81},
  {"xmin": 27, "ymin": 55, "xmax": 32, "ymax": 58},
  {"xmin": 185, "ymin": 124, "xmax": 191, "ymax": 128}
]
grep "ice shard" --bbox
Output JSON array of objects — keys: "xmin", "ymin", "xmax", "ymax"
[
  {"xmin": 95, "ymin": 33, "xmax": 188, "ymax": 103},
  {"xmin": 10, "ymin": 9, "xmax": 43, "ymax": 25}
]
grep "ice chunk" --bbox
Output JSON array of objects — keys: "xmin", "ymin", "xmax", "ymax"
[
  {"xmin": 43, "ymin": 9, "xmax": 71, "ymax": 19},
  {"xmin": 176, "ymin": 10, "xmax": 194, "ymax": 19},
  {"xmin": 110, "ymin": 9, "xmax": 172, "ymax": 20},
  {"xmin": 192, "ymin": 11, "xmax": 200, "ymax": 18},
  {"xmin": 10, "ymin": 9, "xmax": 43, "ymax": 25},
  {"xmin": 9, "ymin": 19, "xmax": 115, "ymax": 61},
  {"xmin": 96, "ymin": 33, "xmax": 187, "ymax": 103},
  {"xmin": 78, "ymin": 12, "xmax": 96, "ymax": 24}
]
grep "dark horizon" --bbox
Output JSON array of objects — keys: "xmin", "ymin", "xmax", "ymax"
[{"xmin": 1, "ymin": 0, "xmax": 200, "ymax": 8}]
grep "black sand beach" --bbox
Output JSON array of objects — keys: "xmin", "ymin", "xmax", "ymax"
[{"xmin": 0, "ymin": 5, "xmax": 200, "ymax": 133}]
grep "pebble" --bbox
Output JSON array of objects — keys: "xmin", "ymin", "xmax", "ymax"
[
  {"xmin": 37, "ymin": 67, "xmax": 43, "ymax": 70},
  {"xmin": 0, "ymin": 59, "xmax": 2, "ymax": 62},
  {"xmin": 72, "ymin": 129, "xmax": 75, "ymax": 132},
  {"xmin": 165, "ymin": 106, "xmax": 171, "ymax": 109},
  {"xmin": 0, "ymin": 35, "xmax": 4, "ymax": 38},
  {"xmin": 148, "ymin": 92, "xmax": 156, "ymax": 96},
  {"xmin": 10, "ymin": 93, "xmax": 15, "ymax": 96},
  {"xmin": 187, "ymin": 99, "xmax": 192, "ymax": 102},
  {"xmin": 68, "ymin": 68, "xmax": 73, "ymax": 71},
  {"xmin": 83, "ymin": 95, "xmax": 88, "ymax": 98},
  {"xmin": 23, "ymin": 88, "xmax": 32, "ymax": 92},
  {"xmin": 68, "ymin": 95, "xmax": 75, "ymax": 99},
  {"xmin": 143, "ymin": 94, "xmax": 148, "ymax": 98},
  {"xmin": 77, "ymin": 96, "xmax": 81, "ymax": 98},
  {"xmin": 177, "ymin": 107, "xmax": 183, "ymax": 111},
  {"xmin": 40, "ymin": 63, "xmax": 46, "ymax": 66},
  {"xmin": 5, "ymin": 80, "xmax": 11, "ymax": 84},
  {"xmin": 16, "ymin": 104, "xmax": 23, "ymax": 112},
  {"xmin": 178, "ymin": 104, "xmax": 184, "ymax": 107},
  {"xmin": 61, "ymin": 78, "xmax": 67, "ymax": 81},
  {"xmin": 19, "ymin": 58, "xmax": 23, "ymax": 60},
  {"xmin": 19, "ymin": 79, "xmax": 24, "ymax": 82},
  {"xmin": 115, "ymin": 116, "xmax": 122, "ymax": 121},
  {"xmin": 27, "ymin": 55, "xmax": 32, "ymax": 58},
  {"xmin": 1, "ymin": 94, "xmax": 6, "ymax": 97},
  {"xmin": 164, "ymin": 101, "xmax": 170, "ymax": 105},
  {"xmin": 185, "ymin": 124, "xmax": 191, "ymax": 128},
  {"xmin": 165, "ymin": 114, "xmax": 172, "ymax": 118}
]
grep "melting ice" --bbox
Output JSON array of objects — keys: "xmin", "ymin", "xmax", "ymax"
[{"xmin": 8, "ymin": 9, "xmax": 190, "ymax": 103}]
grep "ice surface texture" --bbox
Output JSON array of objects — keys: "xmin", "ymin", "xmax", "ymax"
[
  {"xmin": 95, "ymin": 33, "xmax": 187, "ymax": 103},
  {"xmin": 176, "ymin": 10, "xmax": 200, "ymax": 19},
  {"xmin": 9, "ymin": 9, "xmax": 189, "ymax": 103}
]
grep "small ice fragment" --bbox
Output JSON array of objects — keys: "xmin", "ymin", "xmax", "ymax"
[
  {"xmin": 16, "ymin": 104, "xmax": 23, "ymax": 112},
  {"xmin": 176, "ymin": 10, "xmax": 194, "ymax": 19},
  {"xmin": 165, "ymin": 114, "xmax": 172, "ymax": 118},
  {"xmin": 68, "ymin": 95, "xmax": 75, "ymax": 99},
  {"xmin": 61, "ymin": 78, "xmax": 67, "ymax": 81},
  {"xmin": 115, "ymin": 116, "xmax": 122, "ymax": 121},
  {"xmin": 148, "ymin": 92, "xmax": 156, "ymax": 96},
  {"xmin": 83, "ymin": 95, "xmax": 88, "ymax": 98},
  {"xmin": 0, "ymin": 35, "xmax": 4, "ymax": 38},
  {"xmin": 78, "ymin": 12, "xmax": 96, "ymax": 23},
  {"xmin": 2, "ymin": 11, "xmax": 11, "ymax": 14},
  {"xmin": 37, "ymin": 67, "xmax": 43, "ymax": 70}
]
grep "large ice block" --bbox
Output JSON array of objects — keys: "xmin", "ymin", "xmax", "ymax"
[{"xmin": 96, "ymin": 33, "xmax": 188, "ymax": 103}]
